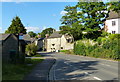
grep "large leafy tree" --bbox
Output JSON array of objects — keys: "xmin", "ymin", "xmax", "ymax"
[
  {"xmin": 76, "ymin": 1, "xmax": 108, "ymax": 32},
  {"xmin": 107, "ymin": 1, "xmax": 120, "ymax": 12},
  {"xmin": 60, "ymin": 0, "xmax": 109, "ymax": 40},
  {"xmin": 60, "ymin": 6, "xmax": 84, "ymax": 40},
  {"xmin": 28, "ymin": 31, "xmax": 37, "ymax": 38},
  {"xmin": 5, "ymin": 16, "xmax": 26, "ymax": 34},
  {"xmin": 40, "ymin": 28, "xmax": 56, "ymax": 38}
]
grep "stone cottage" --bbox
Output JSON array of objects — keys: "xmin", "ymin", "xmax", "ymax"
[
  {"xmin": 1, "ymin": 33, "xmax": 30, "ymax": 62},
  {"xmin": 45, "ymin": 31, "xmax": 74, "ymax": 52},
  {"xmin": 1, "ymin": 34, "xmax": 19, "ymax": 62},
  {"xmin": 35, "ymin": 38, "xmax": 44, "ymax": 51},
  {"xmin": 104, "ymin": 10, "xmax": 120, "ymax": 34}
]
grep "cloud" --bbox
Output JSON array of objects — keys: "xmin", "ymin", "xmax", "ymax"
[
  {"xmin": 25, "ymin": 27, "xmax": 41, "ymax": 33},
  {"xmin": 0, "ymin": 27, "xmax": 7, "ymax": 33},
  {"xmin": 41, "ymin": 26, "xmax": 50, "ymax": 31},
  {"xmin": 60, "ymin": 11, "xmax": 68, "ymax": 15}
]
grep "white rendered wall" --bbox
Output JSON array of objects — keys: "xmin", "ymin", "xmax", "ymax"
[{"xmin": 105, "ymin": 18, "xmax": 120, "ymax": 34}]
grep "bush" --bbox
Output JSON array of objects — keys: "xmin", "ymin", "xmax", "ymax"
[
  {"xmin": 60, "ymin": 50, "xmax": 74, "ymax": 54},
  {"xmin": 74, "ymin": 34, "xmax": 120, "ymax": 60},
  {"xmin": 25, "ymin": 43, "xmax": 38, "ymax": 56}
]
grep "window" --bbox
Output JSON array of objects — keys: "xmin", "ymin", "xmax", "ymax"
[
  {"xmin": 112, "ymin": 21, "xmax": 116, "ymax": 26},
  {"xmin": 61, "ymin": 47, "xmax": 63, "ymax": 49},
  {"xmin": 52, "ymin": 44, "xmax": 55, "ymax": 46},
  {"xmin": 112, "ymin": 31, "xmax": 116, "ymax": 34}
]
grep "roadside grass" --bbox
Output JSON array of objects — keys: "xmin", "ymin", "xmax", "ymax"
[
  {"xmin": 32, "ymin": 54, "xmax": 42, "ymax": 57},
  {"xmin": 2, "ymin": 58, "xmax": 43, "ymax": 80},
  {"xmin": 60, "ymin": 50, "xmax": 74, "ymax": 54},
  {"xmin": 26, "ymin": 54, "xmax": 42, "ymax": 57}
]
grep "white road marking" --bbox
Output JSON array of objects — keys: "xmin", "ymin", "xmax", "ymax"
[
  {"xmin": 93, "ymin": 77, "xmax": 102, "ymax": 80},
  {"xmin": 84, "ymin": 72, "xmax": 88, "ymax": 74},
  {"xmin": 100, "ymin": 63, "xmax": 110, "ymax": 67}
]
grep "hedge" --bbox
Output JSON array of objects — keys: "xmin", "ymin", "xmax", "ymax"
[{"xmin": 74, "ymin": 34, "xmax": 120, "ymax": 60}]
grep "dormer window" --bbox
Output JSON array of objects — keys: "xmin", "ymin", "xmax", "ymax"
[{"xmin": 112, "ymin": 21, "xmax": 116, "ymax": 26}]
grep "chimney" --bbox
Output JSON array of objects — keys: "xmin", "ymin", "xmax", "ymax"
[
  {"xmin": 37, "ymin": 34, "xmax": 41, "ymax": 38},
  {"xmin": 45, "ymin": 34, "xmax": 49, "ymax": 38}
]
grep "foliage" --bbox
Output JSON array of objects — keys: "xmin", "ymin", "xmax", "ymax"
[
  {"xmin": 5, "ymin": 16, "xmax": 26, "ymax": 34},
  {"xmin": 101, "ymin": 31, "xmax": 110, "ymax": 37},
  {"xmin": 60, "ymin": 50, "xmax": 74, "ymax": 54},
  {"xmin": 2, "ymin": 58, "xmax": 43, "ymax": 80},
  {"xmin": 76, "ymin": 1, "xmax": 108, "ymax": 32},
  {"xmin": 107, "ymin": 1, "xmax": 120, "ymax": 12},
  {"xmin": 74, "ymin": 34, "xmax": 120, "ymax": 60},
  {"xmin": 25, "ymin": 43, "xmax": 38, "ymax": 56},
  {"xmin": 28, "ymin": 31, "xmax": 37, "ymax": 38},
  {"xmin": 60, "ymin": 1, "xmax": 109, "ymax": 40},
  {"xmin": 60, "ymin": 23, "xmax": 83, "ymax": 40},
  {"xmin": 32, "ymin": 54, "xmax": 42, "ymax": 57},
  {"xmin": 40, "ymin": 28, "xmax": 56, "ymax": 38}
]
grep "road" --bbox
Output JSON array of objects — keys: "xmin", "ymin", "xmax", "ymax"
[{"xmin": 39, "ymin": 52, "xmax": 119, "ymax": 81}]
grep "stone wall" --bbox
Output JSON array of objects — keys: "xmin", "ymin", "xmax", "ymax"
[{"xmin": 2, "ymin": 35, "xmax": 18, "ymax": 62}]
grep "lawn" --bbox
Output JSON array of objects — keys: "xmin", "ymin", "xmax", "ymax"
[{"xmin": 2, "ymin": 58, "xmax": 43, "ymax": 80}]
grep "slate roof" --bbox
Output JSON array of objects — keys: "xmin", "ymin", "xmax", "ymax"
[
  {"xmin": 38, "ymin": 38, "xmax": 44, "ymax": 41},
  {"xmin": 48, "ymin": 31, "xmax": 62, "ymax": 38},
  {"xmin": 23, "ymin": 34, "xmax": 31, "ymax": 41},
  {"xmin": 107, "ymin": 10, "xmax": 120, "ymax": 20}
]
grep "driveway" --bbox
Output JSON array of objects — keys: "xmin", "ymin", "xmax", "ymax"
[{"xmin": 39, "ymin": 52, "xmax": 118, "ymax": 81}]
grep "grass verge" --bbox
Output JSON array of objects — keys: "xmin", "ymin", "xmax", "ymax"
[{"xmin": 2, "ymin": 58, "xmax": 43, "ymax": 80}]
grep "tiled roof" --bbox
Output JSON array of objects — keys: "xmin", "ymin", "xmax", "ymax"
[
  {"xmin": 107, "ymin": 10, "xmax": 120, "ymax": 20},
  {"xmin": 48, "ymin": 31, "xmax": 62, "ymax": 38}
]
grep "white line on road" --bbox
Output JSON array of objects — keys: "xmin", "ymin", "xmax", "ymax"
[
  {"xmin": 100, "ymin": 63, "xmax": 110, "ymax": 67},
  {"xmin": 84, "ymin": 72, "xmax": 88, "ymax": 74},
  {"xmin": 93, "ymin": 77, "xmax": 102, "ymax": 80}
]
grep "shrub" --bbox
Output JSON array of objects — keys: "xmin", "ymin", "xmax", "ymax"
[
  {"xmin": 60, "ymin": 50, "xmax": 74, "ymax": 54},
  {"xmin": 74, "ymin": 34, "xmax": 120, "ymax": 60},
  {"xmin": 25, "ymin": 43, "xmax": 38, "ymax": 56}
]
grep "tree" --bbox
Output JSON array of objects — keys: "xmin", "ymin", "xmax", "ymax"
[
  {"xmin": 60, "ymin": 5, "xmax": 84, "ymax": 40},
  {"xmin": 28, "ymin": 31, "xmax": 37, "ymax": 38},
  {"xmin": 5, "ymin": 16, "xmax": 26, "ymax": 34},
  {"xmin": 76, "ymin": 1, "xmax": 108, "ymax": 32},
  {"xmin": 107, "ymin": 1, "xmax": 120, "ymax": 12},
  {"xmin": 60, "ymin": 0, "xmax": 108, "ymax": 40},
  {"xmin": 40, "ymin": 28, "xmax": 55, "ymax": 38},
  {"xmin": 60, "ymin": 23, "xmax": 84, "ymax": 40}
]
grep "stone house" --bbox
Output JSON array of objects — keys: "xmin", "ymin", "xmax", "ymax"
[
  {"xmin": 104, "ymin": 10, "xmax": 120, "ymax": 34},
  {"xmin": 1, "ymin": 34, "xmax": 29, "ymax": 62},
  {"xmin": 35, "ymin": 38, "xmax": 44, "ymax": 51},
  {"xmin": 19, "ymin": 34, "xmax": 37, "ymax": 52},
  {"xmin": 45, "ymin": 31, "xmax": 74, "ymax": 52},
  {"xmin": 22, "ymin": 34, "xmax": 33, "ymax": 44},
  {"xmin": 1, "ymin": 34, "xmax": 19, "ymax": 62}
]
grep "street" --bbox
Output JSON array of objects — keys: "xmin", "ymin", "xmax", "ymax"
[{"xmin": 40, "ymin": 52, "xmax": 118, "ymax": 81}]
